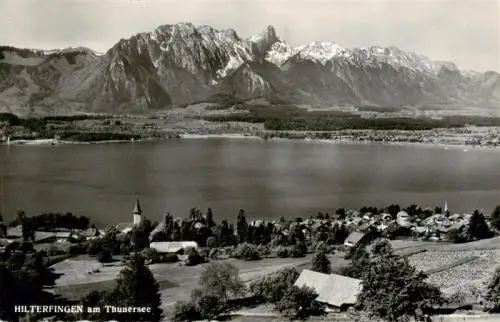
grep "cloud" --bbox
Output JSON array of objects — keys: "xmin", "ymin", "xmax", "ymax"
[{"xmin": 0, "ymin": 0, "xmax": 497, "ymax": 71}]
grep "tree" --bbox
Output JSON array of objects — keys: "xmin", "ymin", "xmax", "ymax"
[
  {"xmin": 335, "ymin": 208, "xmax": 346, "ymax": 220},
  {"xmin": 1, "ymin": 252, "xmax": 62, "ymax": 321},
  {"xmin": 0, "ymin": 264, "xmax": 18, "ymax": 321},
  {"xmin": 332, "ymin": 224, "xmax": 349, "ymax": 244},
  {"xmin": 205, "ymin": 208, "xmax": 215, "ymax": 228},
  {"xmin": 340, "ymin": 247, "xmax": 370, "ymax": 279},
  {"xmin": 130, "ymin": 218, "xmax": 154, "ymax": 250},
  {"xmin": 312, "ymin": 251, "xmax": 331, "ymax": 274},
  {"xmin": 386, "ymin": 204, "xmax": 401, "ymax": 219},
  {"xmin": 485, "ymin": 267, "xmax": 500, "ymax": 312},
  {"xmin": 490, "ymin": 206, "xmax": 500, "ymax": 231},
  {"xmin": 468, "ymin": 210, "xmax": 492, "ymax": 240},
  {"xmin": 275, "ymin": 285, "xmax": 323, "ymax": 320},
  {"xmin": 79, "ymin": 290, "xmax": 114, "ymax": 321},
  {"xmin": 97, "ymin": 248, "xmax": 113, "ymax": 263},
  {"xmin": 16, "ymin": 210, "xmax": 26, "ymax": 223},
  {"xmin": 151, "ymin": 231, "xmax": 169, "ymax": 242},
  {"xmin": 219, "ymin": 220, "xmax": 234, "ymax": 246},
  {"xmin": 186, "ymin": 263, "xmax": 246, "ymax": 320},
  {"xmin": 236, "ymin": 209, "xmax": 248, "ymax": 244},
  {"xmin": 113, "ymin": 254, "xmax": 163, "ymax": 321},
  {"xmin": 21, "ymin": 218, "xmax": 35, "ymax": 242},
  {"xmin": 250, "ymin": 267, "xmax": 300, "ymax": 304},
  {"xmin": 198, "ymin": 262, "xmax": 246, "ymax": 301},
  {"xmin": 357, "ymin": 240, "xmax": 444, "ymax": 321}
]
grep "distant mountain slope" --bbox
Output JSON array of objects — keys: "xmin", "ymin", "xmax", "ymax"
[{"xmin": 0, "ymin": 23, "xmax": 498, "ymax": 115}]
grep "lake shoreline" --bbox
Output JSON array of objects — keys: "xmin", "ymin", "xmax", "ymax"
[{"xmin": 1, "ymin": 133, "xmax": 497, "ymax": 151}]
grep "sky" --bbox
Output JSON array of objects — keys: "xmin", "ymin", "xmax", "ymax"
[{"xmin": 0, "ymin": 0, "xmax": 499, "ymax": 72}]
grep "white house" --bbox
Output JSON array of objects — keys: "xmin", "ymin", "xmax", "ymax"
[{"xmin": 149, "ymin": 241, "xmax": 198, "ymax": 254}]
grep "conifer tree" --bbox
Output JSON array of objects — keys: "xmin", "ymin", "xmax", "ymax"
[{"xmin": 114, "ymin": 254, "xmax": 163, "ymax": 321}]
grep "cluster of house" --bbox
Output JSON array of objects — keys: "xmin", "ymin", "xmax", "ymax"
[
  {"xmin": 0, "ymin": 224, "xmax": 102, "ymax": 254},
  {"xmin": 0, "ymin": 196, "xmax": 479, "ymax": 259},
  {"xmin": 297, "ymin": 206, "xmax": 476, "ymax": 247}
]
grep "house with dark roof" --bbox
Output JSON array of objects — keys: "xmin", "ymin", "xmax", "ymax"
[
  {"xmin": 294, "ymin": 269, "xmax": 362, "ymax": 311},
  {"xmin": 343, "ymin": 230, "xmax": 379, "ymax": 249}
]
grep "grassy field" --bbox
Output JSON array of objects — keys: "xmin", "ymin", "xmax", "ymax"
[{"xmin": 50, "ymin": 253, "xmax": 338, "ymax": 315}]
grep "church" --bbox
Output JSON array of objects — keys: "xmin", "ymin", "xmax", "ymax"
[{"xmin": 116, "ymin": 196, "xmax": 145, "ymax": 233}]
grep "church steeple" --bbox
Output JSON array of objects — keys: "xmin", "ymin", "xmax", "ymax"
[
  {"xmin": 133, "ymin": 195, "xmax": 142, "ymax": 215},
  {"xmin": 133, "ymin": 195, "xmax": 143, "ymax": 225}
]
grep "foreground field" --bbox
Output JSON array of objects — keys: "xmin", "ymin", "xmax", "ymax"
[
  {"xmin": 51, "ymin": 253, "xmax": 348, "ymax": 316},
  {"xmin": 50, "ymin": 237, "xmax": 500, "ymax": 319}
]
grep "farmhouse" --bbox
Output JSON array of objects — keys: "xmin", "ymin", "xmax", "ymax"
[
  {"xmin": 149, "ymin": 241, "xmax": 198, "ymax": 254},
  {"xmin": 294, "ymin": 269, "xmax": 362, "ymax": 311},
  {"xmin": 54, "ymin": 231, "xmax": 74, "ymax": 243}
]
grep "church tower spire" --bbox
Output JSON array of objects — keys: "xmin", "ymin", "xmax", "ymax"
[{"xmin": 133, "ymin": 195, "xmax": 143, "ymax": 226}]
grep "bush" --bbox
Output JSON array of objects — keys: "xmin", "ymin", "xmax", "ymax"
[
  {"xmin": 208, "ymin": 248, "xmax": 220, "ymax": 259},
  {"xmin": 97, "ymin": 248, "xmax": 113, "ymax": 263},
  {"xmin": 161, "ymin": 253, "xmax": 179, "ymax": 263},
  {"xmin": 48, "ymin": 245, "xmax": 63, "ymax": 256},
  {"xmin": 198, "ymin": 248, "xmax": 210, "ymax": 259},
  {"xmin": 257, "ymin": 244, "xmax": 271, "ymax": 258},
  {"xmin": 196, "ymin": 294, "xmax": 225, "ymax": 320},
  {"xmin": 68, "ymin": 243, "xmax": 87, "ymax": 256},
  {"xmin": 275, "ymin": 246, "xmax": 289, "ymax": 258},
  {"xmin": 186, "ymin": 248, "xmax": 205, "ymax": 266},
  {"xmin": 231, "ymin": 243, "xmax": 261, "ymax": 261},
  {"xmin": 172, "ymin": 301, "xmax": 201, "ymax": 322},
  {"xmin": 275, "ymin": 285, "xmax": 323, "ymax": 320},
  {"xmin": 87, "ymin": 239, "xmax": 103, "ymax": 256},
  {"xmin": 142, "ymin": 248, "xmax": 159, "ymax": 264},
  {"xmin": 206, "ymin": 236, "xmax": 217, "ymax": 249},
  {"xmin": 290, "ymin": 243, "xmax": 307, "ymax": 258},
  {"xmin": 485, "ymin": 267, "xmax": 500, "ymax": 312}
]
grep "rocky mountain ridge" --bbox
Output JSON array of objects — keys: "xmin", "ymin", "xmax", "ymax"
[{"xmin": 0, "ymin": 23, "xmax": 498, "ymax": 115}]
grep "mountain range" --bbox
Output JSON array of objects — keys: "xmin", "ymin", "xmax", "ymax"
[{"xmin": 0, "ymin": 23, "xmax": 499, "ymax": 115}]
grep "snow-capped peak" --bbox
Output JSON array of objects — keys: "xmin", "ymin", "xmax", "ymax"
[
  {"xmin": 265, "ymin": 42, "xmax": 297, "ymax": 66},
  {"xmin": 353, "ymin": 45, "xmax": 460, "ymax": 75},
  {"xmin": 296, "ymin": 41, "xmax": 346, "ymax": 65}
]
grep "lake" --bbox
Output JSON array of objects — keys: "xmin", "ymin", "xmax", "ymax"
[{"xmin": 1, "ymin": 139, "xmax": 500, "ymax": 227}]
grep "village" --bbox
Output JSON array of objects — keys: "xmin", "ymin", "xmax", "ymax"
[{"xmin": 1, "ymin": 197, "xmax": 500, "ymax": 321}]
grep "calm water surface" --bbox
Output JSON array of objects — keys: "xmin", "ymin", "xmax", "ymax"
[{"xmin": 1, "ymin": 139, "xmax": 500, "ymax": 226}]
